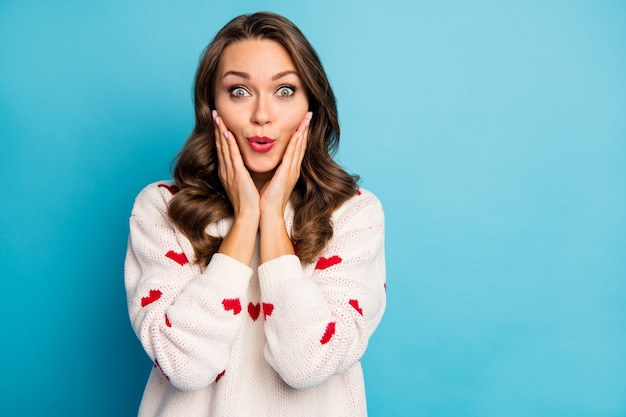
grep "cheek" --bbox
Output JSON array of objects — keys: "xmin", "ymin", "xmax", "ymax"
[
  {"xmin": 214, "ymin": 92, "xmax": 235, "ymax": 114},
  {"xmin": 214, "ymin": 101, "xmax": 240, "ymax": 130},
  {"xmin": 286, "ymin": 118, "xmax": 301, "ymax": 133},
  {"xmin": 284, "ymin": 103, "xmax": 309, "ymax": 131}
]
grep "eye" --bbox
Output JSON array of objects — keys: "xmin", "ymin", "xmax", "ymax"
[
  {"xmin": 276, "ymin": 85, "xmax": 296, "ymax": 98},
  {"xmin": 229, "ymin": 86, "xmax": 250, "ymax": 98}
]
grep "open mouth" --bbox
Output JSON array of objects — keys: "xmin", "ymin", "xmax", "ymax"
[{"xmin": 247, "ymin": 136, "xmax": 276, "ymax": 153}]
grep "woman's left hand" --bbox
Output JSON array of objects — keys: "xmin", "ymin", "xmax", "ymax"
[{"xmin": 259, "ymin": 112, "xmax": 312, "ymax": 217}]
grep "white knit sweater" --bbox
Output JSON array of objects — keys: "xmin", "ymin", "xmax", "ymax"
[{"xmin": 124, "ymin": 181, "xmax": 386, "ymax": 416}]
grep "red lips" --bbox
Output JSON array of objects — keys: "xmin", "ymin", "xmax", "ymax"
[{"xmin": 247, "ymin": 136, "xmax": 276, "ymax": 153}]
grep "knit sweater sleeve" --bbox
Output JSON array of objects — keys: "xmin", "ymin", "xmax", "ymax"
[
  {"xmin": 124, "ymin": 182, "xmax": 252, "ymax": 392},
  {"xmin": 258, "ymin": 189, "xmax": 386, "ymax": 389}
]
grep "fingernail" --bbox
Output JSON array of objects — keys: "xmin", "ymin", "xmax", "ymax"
[
  {"xmin": 212, "ymin": 110, "xmax": 217, "ymax": 121},
  {"xmin": 224, "ymin": 131, "xmax": 228, "ymax": 139},
  {"xmin": 307, "ymin": 112, "xmax": 313, "ymax": 121},
  {"xmin": 298, "ymin": 131, "xmax": 302, "ymax": 139}
]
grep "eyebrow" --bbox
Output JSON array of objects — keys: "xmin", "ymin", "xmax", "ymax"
[
  {"xmin": 222, "ymin": 70, "xmax": 299, "ymax": 81},
  {"xmin": 271, "ymin": 70, "xmax": 299, "ymax": 81}
]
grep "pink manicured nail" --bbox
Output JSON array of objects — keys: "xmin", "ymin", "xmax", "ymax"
[
  {"xmin": 212, "ymin": 110, "xmax": 217, "ymax": 121},
  {"xmin": 224, "ymin": 131, "xmax": 228, "ymax": 139}
]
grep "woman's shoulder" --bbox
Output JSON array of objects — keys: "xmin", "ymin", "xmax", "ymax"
[
  {"xmin": 130, "ymin": 180, "xmax": 179, "ymax": 218},
  {"xmin": 332, "ymin": 187, "xmax": 384, "ymax": 225},
  {"xmin": 344, "ymin": 187, "xmax": 383, "ymax": 209}
]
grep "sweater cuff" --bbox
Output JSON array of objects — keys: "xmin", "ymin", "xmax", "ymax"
[
  {"xmin": 258, "ymin": 255, "xmax": 304, "ymax": 293},
  {"xmin": 202, "ymin": 253, "xmax": 253, "ymax": 291}
]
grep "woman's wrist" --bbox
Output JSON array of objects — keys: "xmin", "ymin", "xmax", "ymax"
[
  {"xmin": 234, "ymin": 205, "xmax": 261, "ymax": 223},
  {"xmin": 219, "ymin": 214, "xmax": 260, "ymax": 266},
  {"xmin": 259, "ymin": 213, "xmax": 294, "ymax": 263},
  {"xmin": 259, "ymin": 209, "xmax": 285, "ymax": 229}
]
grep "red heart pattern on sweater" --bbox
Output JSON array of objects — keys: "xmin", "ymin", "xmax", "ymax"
[
  {"xmin": 154, "ymin": 359, "xmax": 169, "ymax": 381},
  {"xmin": 222, "ymin": 298, "xmax": 242, "ymax": 315},
  {"xmin": 165, "ymin": 314, "xmax": 172, "ymax": 327},
  {"xmin": 315, "ymin": 255, "xmax": 342, "ymax": 270},
  {"xmin": 141, "ymin": 289, "xmax": 162, "ymax": 307},
  {"xmin": 215, "ymin": 370, "xmax": 225, "ymax": 383},
  {"xmin": 320, "ymin": 322, "xmax": 336, "ymax": 345},
  {"xmin": 248, "ymin": 303, "xmax": 261, "ymax": 321},
  {"xmin": 349, "ymin": 299, "xmax": 363, "ymax": 316},
  {"xmin": 262, "ymin": 303, "xmax": 274, "ymax": 320},
  {"xmin": 158, "ymin": 183, "xmax": 179, "ymax": 194},
  {"xmin": 165, "ymin": 250, "xmax": 188, "ymax": 266}
]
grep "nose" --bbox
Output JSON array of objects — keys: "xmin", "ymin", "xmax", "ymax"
[{"xmin": 251, "ymin": 96, "xmax": 272, "ymax": 126}]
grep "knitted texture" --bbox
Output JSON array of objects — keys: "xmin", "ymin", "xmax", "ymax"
[{"xmin": 125, "ymin": 181, "xmax": 386, "ymax": 416}]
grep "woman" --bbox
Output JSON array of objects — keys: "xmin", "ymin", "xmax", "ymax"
[{"xmin": 125, "ymin": 11, "xmax": 385, "ymax": 417}]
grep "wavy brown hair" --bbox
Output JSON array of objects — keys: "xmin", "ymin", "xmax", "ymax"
[{"xmin": 168, "ymin": 12, "xmax": 359, "ymax": 266}]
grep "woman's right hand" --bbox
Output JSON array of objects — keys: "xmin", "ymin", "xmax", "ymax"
[
  {"xmin": 213, "ymin": 110, "xmax": 260, "ymax": 220},
  {"xmin": 213, "ymin": 110, "xmax": 260, "ymax": 265}
]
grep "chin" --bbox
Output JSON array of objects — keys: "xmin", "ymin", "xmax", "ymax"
[
  {"xmin": 244, "ymin": 160, "xmax": 280, "ymax": 176},
  {"xmin": 247, "ymin": 166, "xmax": 279, "ymax": 176},
  {"xmin": 242, "ymin": 153, "xmax": 282, "ymax": 173}
]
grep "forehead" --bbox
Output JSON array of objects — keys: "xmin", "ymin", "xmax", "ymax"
[{"xmin": 217, "ymin": 39, "xmax": 297, "ymax": 77}]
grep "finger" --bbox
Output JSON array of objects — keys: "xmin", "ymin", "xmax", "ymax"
[
  {"xmin": 213, "ymin": 110, "xmax": 229, "ymax": 180},
  {"xmin": 224, "ymin": 128, "xmax": 247, "ymax": 173},
  {"xmin": 213, "ymin": 111, "xmax": 235, "ymax": 179},
  {"xmin": 293, "ymin": 112, "xmax": 312, "ymax": 169},
  {"xmin": 214, "ymin": 112, "xmax": 254, "ymax": 198},
  {"xmin": 287, "ymin": 111, "xmax": 312, "ymax": 173},
  {"xmin": 283, "ymin": 112, "xmax": 309, "ymax": 162},
  {"xmin": 214, "ymin": 112, "xmax": 246, "ymax": 174},
  {"xmin": 213, "ymin": 109, "xmax": 222, "ymax": 154}
]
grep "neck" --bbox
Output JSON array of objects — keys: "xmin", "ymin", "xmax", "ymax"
[{"xmin": 251, "ymin": 170, "xmax": 274, "ymax": 192}]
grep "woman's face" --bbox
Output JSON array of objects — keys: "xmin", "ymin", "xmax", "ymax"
[{"xmin": 214, "ymin": 38, "xmax": 309, "ymax": 184}]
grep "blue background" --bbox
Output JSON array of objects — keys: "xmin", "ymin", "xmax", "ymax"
[{"xmin": 1, "ymin": 0, "xmax": 625, "ymax": 416}]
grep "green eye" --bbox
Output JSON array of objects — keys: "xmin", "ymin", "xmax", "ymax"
[
  {"xmin": 230, "ymin": 87, "xmax": 249, "ymax": 98},
  {"xmin": 277, "ymin": 86, "xmax": 295, "ymax": 97}
]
